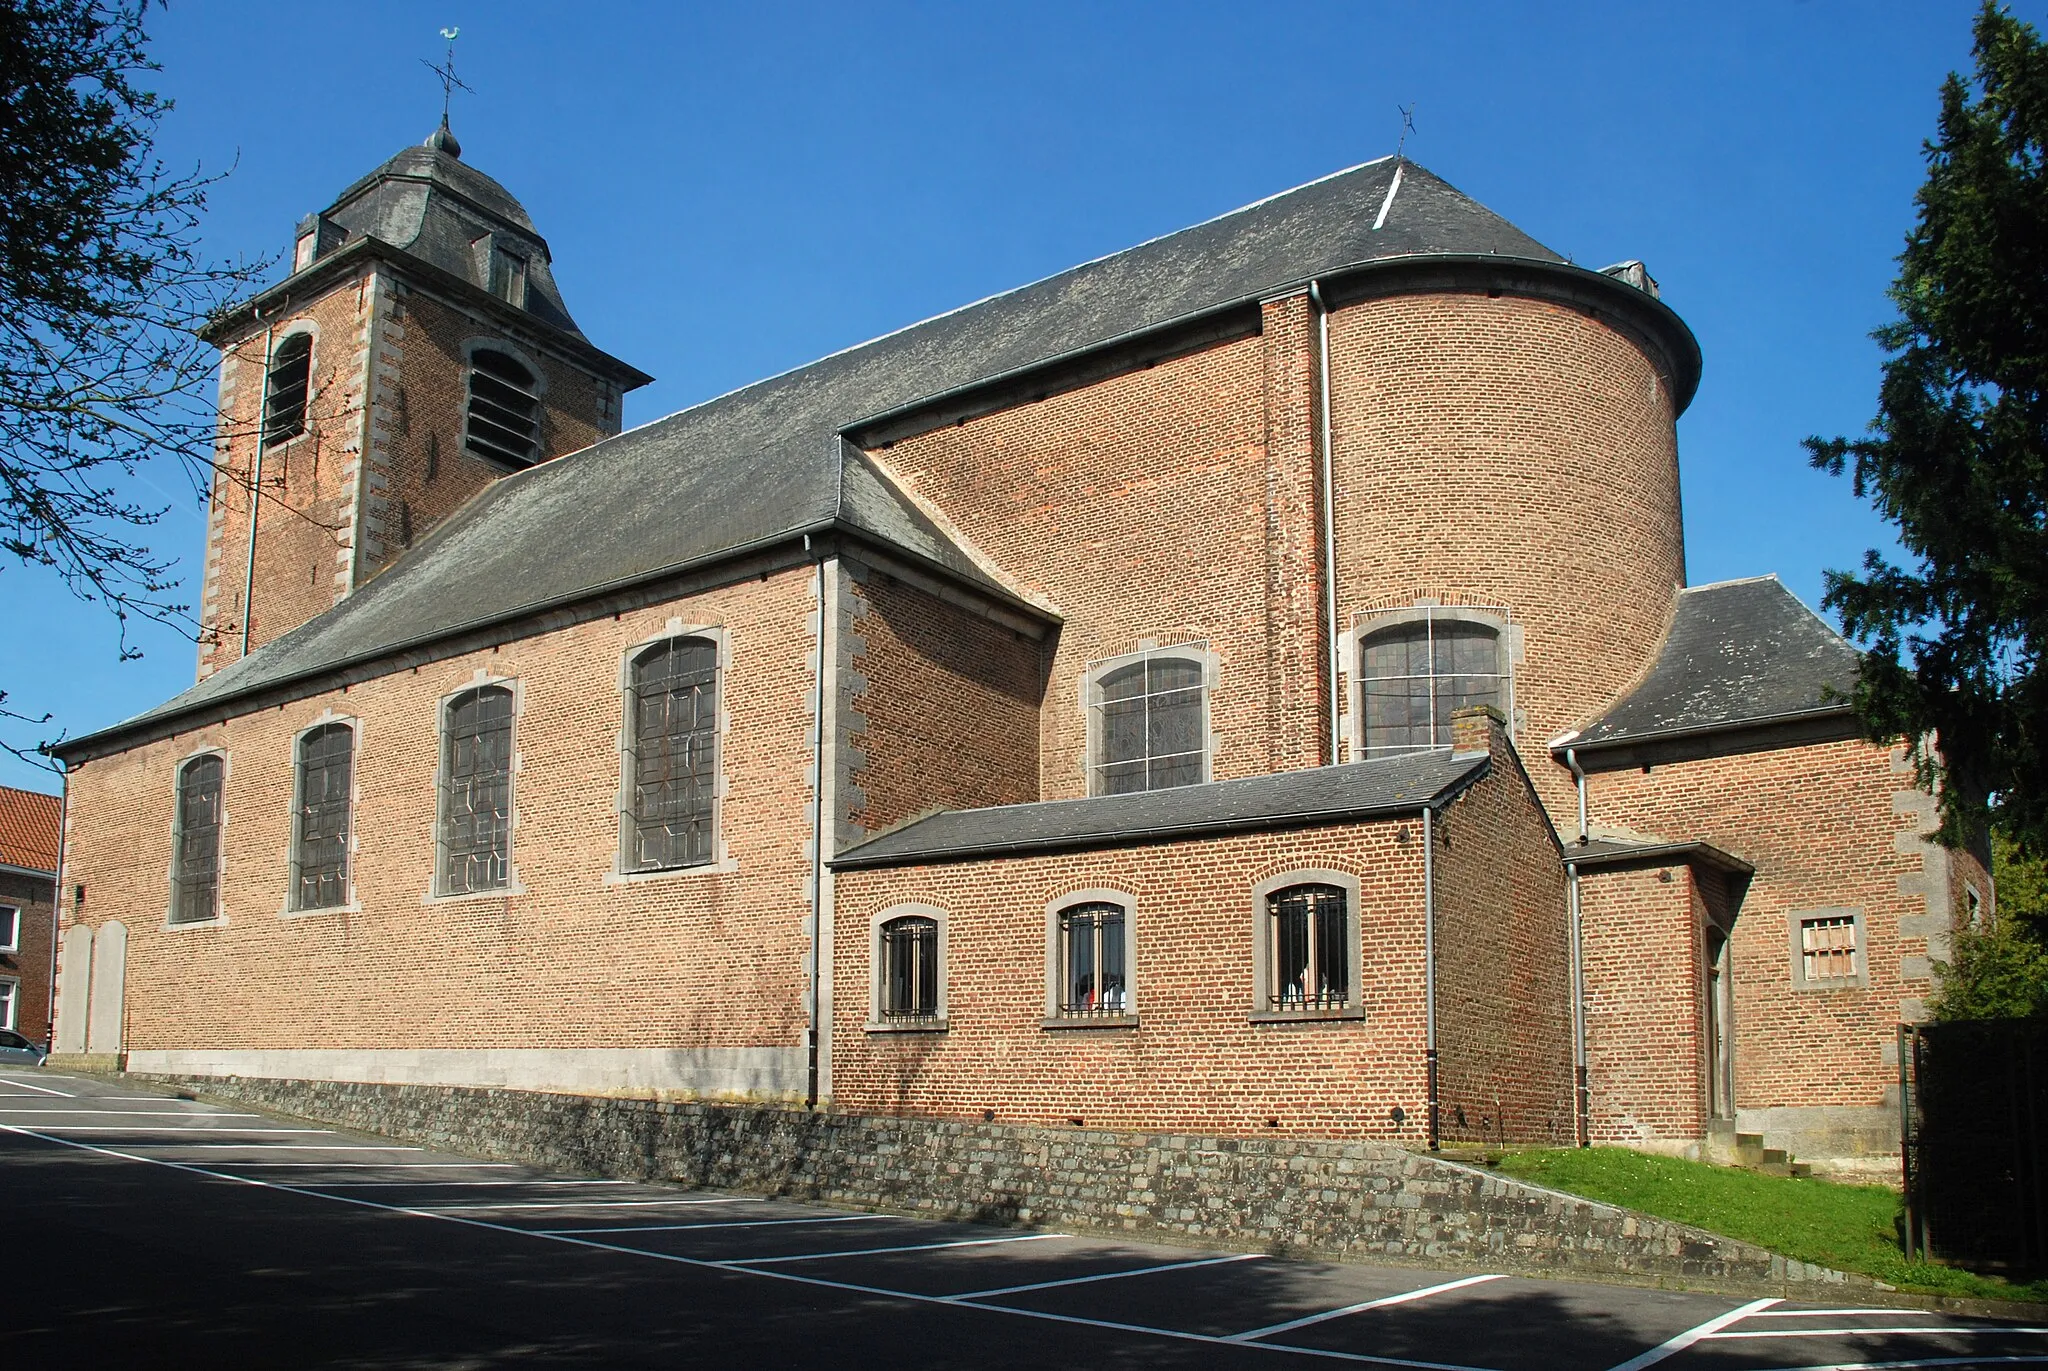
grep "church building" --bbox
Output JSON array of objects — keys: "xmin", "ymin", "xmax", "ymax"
[{"xmin": 47, "ymin": 125, "xmax": 1982, "ymax": 1177}]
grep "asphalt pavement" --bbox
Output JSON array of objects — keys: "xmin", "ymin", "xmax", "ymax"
[{"xmin": 2, "ymin": 1068, "xmax": 2043, "ymax": 1369}]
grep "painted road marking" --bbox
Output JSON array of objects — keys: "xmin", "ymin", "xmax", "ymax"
[
  {"xmin": 1740, "ymin": 1360, "xmax": 2048, "ymax": 1371},
  {"xmin": 0, "ymin": 1109, "xmax": 263, "ymax": 1117},
  {"xmin": 0, "ymin": 1077, "xmax": 74, "ymax": 1097},
  {"xmin": 221, "ymin": 1161, "xmax": 516, "ymax": 1169},
  {"xmin": 1707, "ymin": 1327, "xmax": 2048, "ymax": 1340},
  {"xmin": 424, "ymin": 1197, "xmax": 766, "ymax": 1213},
  {"xmin": 20, "ymin": 1125, "xmax": 335, "ymax": 1134},
  {"xmin": 950, "ymin": 1251, "xmax": 1263, "ymax": 1300},
  {"xmin": 725, "ymin": 1233, "xmax": 1064, "ymax": 1265},
  {"xmin": 144, "ymin": 1143, "xmax": 426, "ymax": 1151},
  {"xmin": 314, "ymin": 1179, "xmax": 634, "ymax": 1188},
  {"xmin": 1603, "ymin": 1298, "xmax": 1781, "ymax": 1371},
  {"xmin": 543, "ymin": 1214, "xmax": 893, "ymax": 1235},
  {"xmin": 1226, "ymin": 1274, "xmax": 1509, "ymax": 1343}
]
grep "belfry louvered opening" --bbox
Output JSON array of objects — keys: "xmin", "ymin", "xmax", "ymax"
[
  {"xmin": 437, "ymin": 685, "xmax": 514, "ymax": 896},
  {"xmin": 170, "ymin": 754, "xmax": 224, "ymax": 924},
  {"xmin": 624, "ymin": 637, "xmax": 718, "ymax": 871},
  {"xmin": 465, "ymin": 348, "xmax": 541, "ymax": 468},
  {"xmin": 262, "ymin": 333, "xmax": 312, "ymax": 448},
  {"xmin": 291, "ymin": 722, "xmax": 354, "ymax": 911}
]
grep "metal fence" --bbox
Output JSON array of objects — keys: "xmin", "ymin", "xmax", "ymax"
[{"xmin": 1899, "ymin": 1019, "xmax": 2048, "ymax": 1274}]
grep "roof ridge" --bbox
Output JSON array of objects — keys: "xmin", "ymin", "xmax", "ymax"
[{"xmin": 1681, "ymin": 573, "xmax": 1781, "ymax": 592}]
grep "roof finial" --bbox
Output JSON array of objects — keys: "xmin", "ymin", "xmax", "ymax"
[
  {"xmin": 1394, "ymin": 103, "xmax": 1417, "ymax": 162},
  {"xmin": 422, "ymin": 26, "xmax": 473, "ymax": 159}
]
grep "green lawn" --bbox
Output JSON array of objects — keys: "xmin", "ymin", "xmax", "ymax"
[{"xmin": 1491, "ymin": 1147, "xmax": 2048, "ymax": 1303}]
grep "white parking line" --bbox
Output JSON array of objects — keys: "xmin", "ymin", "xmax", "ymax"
[
  {"xmin": 425, "ymin": 1197, "xmax": 765, "ymax": 1213},
  {"xmin": 0, "ymin": 1109, "xmax": 263, "ymax": 1117},
  {"xmin": 1708, "ymin": 1328, "xmax": 2048, "ymax": 1341},
  {"xmin": 951, "ymin": 1251, "xmax": 1262, "ymax": 1300},
  {"xmin": 1742, "ymin": 1360, "xmax": 2048, "ymax": 1371},
  {"xmin": 1226, "ymin": 1274, "xmax": 1509, "ymax": 1342},
  {"xmin": 544, "ymin": 1214, "xmax": 893, "ymax": 1235},
  {"xmin": 314, "ymin": 1179, "xmax": 633, "ymax": 1188},
  {"xmin": 149, "ymin": 1144, "xmax": 425, "ymax": 1151},
  {"xmin": 1603, "ymin": 1298, "xmax": 1781, "ymax": 1371},
  {"xmin": 0, "ymin": 1077, "xmax": 74, "ymax": 1096},
  {"xmin": 1746, "ymin": 1310, "xmax": 1961, "ymax": 1319},
  {"xmin": 223, "ymin": 1161, "xmax": 514, "ymax": 1169},
  {"xmin": 22, "ymin": 1125, "xmax": 335, "ymax": 1134},
  {"xmin": 726, "ymin": 1233, "xmax": 1063, "ymax": 1265}
]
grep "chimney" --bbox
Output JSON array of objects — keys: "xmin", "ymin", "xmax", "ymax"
[{"xmin": 1450, "ymin": 704, "xmax": 1505, "ymax": 757}]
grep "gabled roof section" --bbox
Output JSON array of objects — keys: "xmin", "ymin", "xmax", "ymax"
[
  {"xmin": 831, "ymin": 750, "xmax": 1486, "ymax": 869},
  {"xmin": 1563, "ymin": 836, "xmax": 1754, "ymax": 877},
  {"xmin": 1553, "ymin": 577, "xmax": 1862, "ymax": 766},
  {"xmin": 0, "ymin": 783, "xmax": 61, "ymax": 875}
]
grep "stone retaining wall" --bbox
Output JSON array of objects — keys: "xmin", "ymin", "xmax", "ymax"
[{"xmin": 132, "ymin": 1072, "xmax": 1862, "ymax": 1292}]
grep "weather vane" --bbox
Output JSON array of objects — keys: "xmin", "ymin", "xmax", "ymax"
[
  {"xmin": 1395, "ymin": 103, "xmax": 1417, "ymax": 160},
  {"xmin": 423, "ymin": 26, "xmax": 473, "ymax": 126}
]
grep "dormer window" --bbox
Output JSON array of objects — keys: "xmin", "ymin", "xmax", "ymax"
[
  {"xmin": 465, "ymin": 348, "xmax": 541, "ymax": 468},
  {"xmin": 492, "ymin": 247, "xmax": 528, "ymax": 308},
  {"xmin": 262, "ymin": 333, "xmax": 312, "ymax": 448}
]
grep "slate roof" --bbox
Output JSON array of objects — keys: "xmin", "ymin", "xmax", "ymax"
[
  {"xmin": 1562, "ymin": 836, "xmax": 1754, "ymax": 876},
  {"xmin": 0, "ymin": 784, "xmax": 61, "ymax": 874},
  {"xmin": 831, "ymin": 750, "xmax": 1487, "ymax": 869},
  {"xmin": 1553, "ymin": 577, "xmax": 1860, "ymax": 755},
  {"xmin": 70, "ymin": 156, "xmax": 1687, "ymax": 758}
]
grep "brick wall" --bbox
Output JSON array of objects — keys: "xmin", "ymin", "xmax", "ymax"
[
  {"xmin": 1577, "ymin": 862, "xmax": 1708, "ymax": 1148},
  {"xmin": 1, "ymin": 868, "xmax": 55, "ymax": 1044}
]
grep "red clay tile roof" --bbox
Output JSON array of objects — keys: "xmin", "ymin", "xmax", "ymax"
[{"xmin": 0, "ymin": 784, "xmax": 61, "ymax": 873}]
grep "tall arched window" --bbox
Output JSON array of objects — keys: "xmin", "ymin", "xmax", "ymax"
[
  {"xmin": 262, "ymin": 333, "xmax": 312, "ymax": 448},
  {"xmin": 437, "ymin": 685, "xmax": 514, "ymax": 896},
  {"xmin": 1264, "ymin": 883, "xmax": 1350, "ymax": 1012},
  {"xmin": 465, "ymin": 348, "xmax": 541, "ymax": 468},
  {"xmin": 170, "ymin": 754, "xmax": 225, "ymax": 924},
  {"xmin": 1090, "ymin": 651, "xmax": 1207, "ymax": 795},
  {"xmin": 1359, "ymin": 618, "xmax": 1502, "ymax": 756},
  {"xmin": 624, "ymin": 637, "xmax": 718, "ymax": 872},
  {"xmin": 291, "ymin": 722, "xmax": 355, "ymax": 911}
]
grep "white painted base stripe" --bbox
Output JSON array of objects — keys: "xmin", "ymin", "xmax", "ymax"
[
  {"xmin": 1708, "ymin": 1328, "xmax": 2048, "ymax": 1341},
  {"xmin": 1603, "ymin": 1299, "xmax": 1781, "ymax": 1371},
  {"xmin": 727, "ymin": 1233, "xmax": 1063, "ymax": 1265},
  {"xmin": 1227, "ymin": 1274, "xmax": 1508, "ymax": 1342},
  {"xmin": 0, "ymin": 1123, "xmax": 1502, "ymax": 1371},
  {"xmin": 1746, "ymin": 1309, "xmax": 1967, "ymax": 1319},
  {"xmin": 952, "ymin": 1251, "xmax": 1261, "ymax": 1300},
  {"xmin": 544, "ymin": 1215, "xmax": 892, "ymax": 1235},
  {"xmin": 1743, "ymin": 1360, "xmax": 2048, "ymax": 1371},
  {"xmin": 0, "ymin": 1078, "xmax": 74, "ymax": 1096}
]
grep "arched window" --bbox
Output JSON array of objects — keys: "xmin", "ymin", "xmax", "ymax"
[
  {"xmin": 879, "ymin": 915, "xmax": 940, "ymax": 1023},
  {"xmin": 624, "ymin": 637, "xmax": 718, "ymax": 871},
  {"xmin": 465, "ymin": 348, "xmax": 541, "ymax": 468},
  {"xmin": 1263, "ymin": 882, "xmax": 1351, "ymax": 1012},
  {"xmin": 1090, "ymin": 651, "xmax": 1207, "ymax": 795},
  {"xmin": 1359, "ymin": 618, "xmax": 1502, "ymax": 757},
  {"xmin": 262, "ymin": 333, "xmax": 312, "ymax": 448},
  {"xmin": 437, "ymin": 685, "xmax": 514, "ymax": 896},
  {"xmin": 291, "ymin": 722, "xmax": 355, "ymax": 911},
  {"xmin": 170, "ymin": 754, "xmax": 224, "ymax": 924},
  {"xmin": 1053, "ymin": 900, "xmax": 1128, "ymax": 1019}
]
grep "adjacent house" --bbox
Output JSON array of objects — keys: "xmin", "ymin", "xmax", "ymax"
[{"xmin": 0, "ymin": 784, "xmax": 61, "ymax": 1047}]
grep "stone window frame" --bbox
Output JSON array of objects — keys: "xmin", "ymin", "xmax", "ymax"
[
  {"xmin": 460, "ymin": 337, "xmax": 548, "ymax": 471},
  {"xmin": 425, "ymin": 671, "xmax": 528, "ymax": 904},
  {"xmin": 606, "ymin": 621, "xmax": 736, "ymax": 883},
  {"xmin": 1078, "ymin": 640, "xmax": 1219, "ymax": 798},
  {"xmin": 1345, "ymin": 604, "xmax": 1520, "ymax": 762},
  {"xmin": 0, "ymin": 975, "xmax": 16, "ymax": 1031},
  {"xmin": 866, "ymin": 902, "xmax": 948, "ymax": 1034},
  {"xmin": 165, "ymin": 745, "xmax": 230, "ymax": 930},
  {"xmin": 1788, "ymin": 906, "xmax": 1869, "ymax": 991},
  {"xmin": 0, "ymin": 903, "xmax": 17, "ymax": 954},
  {"xmin": 1249, "ymin": 868, "xmax": 1366, "ymax": 1023},
  {"xmin": 1043, "ymin": 888, "xmax": 1140, "ymax": 1029},
  {"xmin": 283, "ymin": 708, "xmax": 362, "ymax": 918}
]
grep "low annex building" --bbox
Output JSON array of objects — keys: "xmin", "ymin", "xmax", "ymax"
[{"xmin": 48, "ymin": 128, "xmax": 1982, "ymax": 1174}]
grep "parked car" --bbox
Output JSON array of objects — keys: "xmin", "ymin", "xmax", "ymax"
[{"xmin": 0, "ymin": 1030, "xmax": 47, "ymax": 1068}]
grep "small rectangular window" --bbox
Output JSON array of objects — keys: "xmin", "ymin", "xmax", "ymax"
[
  {"xmin": 1055, "ymin": 903, "xmax": 1128, "ymax": 1018},
  {"xmin": 880, "ymin": 917, "xmax": 939, "ymax": 1023},
  {"xmin": 1267, "ymin": 884, "xmax": 1350, "ymax": 1011},
  {"xmin": 0, "ymin": 904, "xmax": 18, "ymax": 953},
  {"xmin": 0, "ymin": 978, "xmax": 16, "ymax": 1032},
  {"xmin": 1789, "ymin": 907, "xmax": 1866, "ymax": 989}
]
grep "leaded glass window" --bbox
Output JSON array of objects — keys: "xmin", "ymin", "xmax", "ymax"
[
  {"xmin": 1266, "ymin": 883, "xmax": 1349, "ymax": 1012},
  {"xmin": 1056, "ymin": 902, "xmax": 1128, "ymax": 1018},
  {"xmin": 170, "ymin": 755, "xmax": 224, "ymax": 924},
  {"xmin": 291, "ymin": 723, "xmax": 354, "ymax": 911},
  {"xmin": 438, "ymin": 686, "xmax": 513, "ymax": 896},
  {"xmin": 1360, "ymin": 619, "xmax": 1502, "ymax": 756},
  {"xmin": 626, "ymin": 637, "xmax": 717, "ymax": 871},
  {"xmin": 1092, "ymin": 654, "xmax": 1205, "ymax": 795},
  {"xmin": 263, "ymin": 333, "xmax": 311, "ymax": 448},
  {"xmin": 880, "ymin": 916, "xmax": 939, "ymax": 1022},
  {"xmin": 465, "ymin": 349, "xmax": 541, "ymax": 468}
]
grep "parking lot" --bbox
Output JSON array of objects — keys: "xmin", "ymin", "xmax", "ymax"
[{"xmin": 3, "ymin": 1069, "xmax": 2043, "ymax": 1369}]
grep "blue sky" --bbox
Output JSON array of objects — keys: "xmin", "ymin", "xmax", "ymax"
[{"xmin": 0, "ymin": 0, "xmax": 2013, "ymax": 792}]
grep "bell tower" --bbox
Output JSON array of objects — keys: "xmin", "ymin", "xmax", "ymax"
[{"xmin": 194, "ymin": 120, "xmax": 651, "ymax": 679}]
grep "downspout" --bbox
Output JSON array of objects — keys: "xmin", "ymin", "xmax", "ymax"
[
  {"xmin": 804, "ymin": 535, "xmax": 830, "ymax": 1110},
  {"xmin": 44, "ymin": 770, "xmax": 67, "ymax": 1051},
  {"xmin": 1308, "ymin": 280, "xmax": 1341, "ymax": 764},
  {"xmin": 238, "ymin": 312, "xmax": 279, "ymax": 659},
  {"xmin": 1565, "ymin": 747, "xmax": 1590, "ymax": 1146},
  {"xmin": 1422, "ymin": 803, "xmax": 1439, "ymax": 1151}
]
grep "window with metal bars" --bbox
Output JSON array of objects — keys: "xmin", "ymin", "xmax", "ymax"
[
  {"xmin": 1055, "ymin": 902, "xmax": 1128, "ymax": 1018},
  {"xmin": 465, "ymin": 348, "xmax": 541, "ymax": 468},
  {"xmin": 1265, "ymin": 883, "xmax": 1350, "ymax": 1012},
  {"xmin": 290, "ymin": 723, "xmax": 354, "ymax": 910},
  {"xmin": 1091, "ymin": 652, "xmax": 1206, "ymax": 795},
  {"xmin": 624, "ymin": 637, "xmax": 718, "ymax": 871},
  {"xmin": 262, "ymin": 333, "xmax": 312, "ymax": 448},
  {"xmin": 437, "ymin": 686, "xmax": 514, "ymax": 896},
  {"xmin": 169, "ymin": 754, "xmax": 224, "ymax": 924},
  {"xmin": 880, "ymin": 916, "xmax": 940, "ymax": 1022},
  {"xmin": 1360, "ymin": 617, "xmax": 1503, "ymax": 757},
  {"xmin": 1801, "ymin": 914, "xmax": 1858, "ymax": 983}
]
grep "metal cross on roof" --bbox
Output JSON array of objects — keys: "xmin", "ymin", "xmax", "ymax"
[
  {"xmin": 423, "ymin": 26, "xmax": 474, "ymax": 125},
  {"xmin": 1395, "ymin": 103, "xmax": 1418, "ymax": 161}
]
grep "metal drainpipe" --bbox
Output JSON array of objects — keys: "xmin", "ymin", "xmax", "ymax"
[
  {"xmin": 805, "ymin": 536, "xmax": 829, "ymax": 1110},
  {"xmin": 44, "ymin": 770, "xmax": 67, "ymax": 1052},
  {"xmin": 1308, "ymin": 280, "xmax": 1341, "ymax": 764},
  {"xmin": 1565, "ymin": 747, "xmax": 1590, "ymax": 1146},
  {"xmin": 1423, "ymin": 803, "xmax": 1439, "ymax": 1151},
  {"xmin": 238, "ymin": 312, "xmax": 278, "ymax": 658}
]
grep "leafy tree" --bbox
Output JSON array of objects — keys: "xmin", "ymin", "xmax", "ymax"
[
  {"xmin": 0, "ymin": 0, "xmax": 265, "ymax": 764},
  {"xmin": 1931, "ymin": 834, "xmax": 2048, "ymax": 1020},
  {"xmin": 1807, "ymin": 2, "xmax": 2048, "ymax": 852}
]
